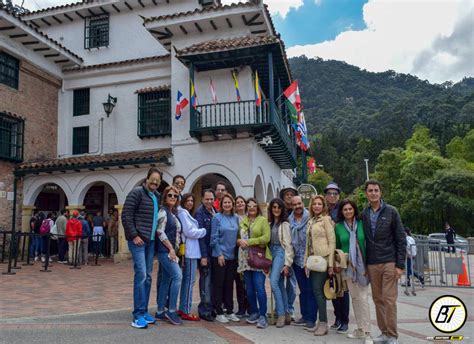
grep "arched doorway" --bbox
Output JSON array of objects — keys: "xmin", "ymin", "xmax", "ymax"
[
  {"xmin": 34, "ymin": 183, "xmax": 69, "ymax": 216},
  {"xmin": 266, "ymin": 183, "xmax": 274, "ymax": 202},
  {"xmin": 191, "ymin": 173, "xmax": 236, "ymax": 205},
  {"xmin": 254, "ymin": 175, "xmax": 265, "ymax": 203}
]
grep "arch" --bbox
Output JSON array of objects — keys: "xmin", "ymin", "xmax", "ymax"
[
  {"xmin": 254, "ymin": 175, "xmax": 265, "ymax": 203},
  {"xmin": 186, "ymin": 164, "xmax": 247, "ymax": 195},
  {"xmin": 75, "ymin": 172, "xmax": 123, "ymax": 204},
  {"xmin": 23, "ymin": 175, "xmax": 73, "ymax": 206},
  {"xmin": 266, "ymin": 182, "xmax": 275, "ymax": 202},
  {"xmin": 123, "ymin": 168, "xmax": 174, "ymax": 197}
]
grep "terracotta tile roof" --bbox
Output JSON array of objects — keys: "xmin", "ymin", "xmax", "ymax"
[
  {"xmin": 19, "ymin": 0, "xmax": 92, "ymax": 17},
  {"xmin": 175, "ymin": 34, "xmax": 279, "ymax": 56},
  {"xmin": 0, "ymin": 5, "xmax": 83, "ymax": 63},
  {"xmin": 16, "ymin": 148, "xmax": 172, "ymax": 174},
  {"xmin": 135, "ymin": 85, "xmax": 170, "ymax": 94},
  {"xmin": 1, "ymin": 111, "xmax": 25, "ymax": 121},
  {"xmin": 63, "ymin": 55, "xmax": 170, "ymax": 72}
]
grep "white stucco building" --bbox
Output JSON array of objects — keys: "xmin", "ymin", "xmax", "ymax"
[{"xmin": 8, "ymin": 0, "xmax": 300, "ymax": 259}]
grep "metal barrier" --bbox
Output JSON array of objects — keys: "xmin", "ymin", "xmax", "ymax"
[{"xmin": 402, "ymin": 241, "xmax": 472, "ymax": 295}]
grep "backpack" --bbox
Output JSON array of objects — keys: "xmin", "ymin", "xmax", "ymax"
[{"xmin": 39, "ymin": 219, "xmax": 51, "ymax": 235}]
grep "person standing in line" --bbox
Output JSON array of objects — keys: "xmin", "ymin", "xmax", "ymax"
[
  {"xmin": 445, "ymin": 222, "xmax": 456, "ymax": 254},
  {"xmin": 268, "ymin": 198, "xmax": 294, "ymax": 328},
  {"xmin": 213, "ymin": 181, "xmax": 226, "ymax": 212},
  {"xmin": 66, "ymin": 211, "xmax": 83, "ymax": 266},
  {"xmin": 362, "ymin": 180, "xmax": 406, "ymax": 344},
  {"xmin": 107, "ymin": 209, "xmax": 119, "ymax": 256},
  {"xmin": 155, "ymin": 186, "xmax": 183, "ymax": 326},
  {"xmin": 402, "ymin": 228, "xmax": 425, "ymax": 288},
  {"xmin": 195, "ymin": 189, "xmax": 216, "ymax": 322},
  {"xmin": 304, "ymin": 195, "xmax": 335, "ymax": 336},
  {"xmin": 92, "ymin": 211, "xmax": 106, "ymax": 257},
  {"xmin": 55, "ymin": 209, "xmax": 69, "ymax": 263},
  {"xmin": 211, "ymin": 193, "xmax": 240, "ymax": 324},
  {"xmin": 79, "ymin": 212, "xmax": 91, "ymax": 265},
  {"xmin": 177, "ymin": 193, "xmax": 207, "ymax": 321},
  {"xmin": 324, "ymin": 182, "xmax": 350, "ymax": 334},
  {"xmin": 335, "ymin": 199, "xmax": 373, "ymax": 344},
  {"xmin": 237, "ymin": 198, "xmax": 271, "ymax": 329},
  {"xmin": 122, "ymin": 167, "xmax": 161, "ymax": 329},
  {"xmin": 29, "ymin": 211, "xmax": 40, "ymax": 261},
  {"xmin": 40, "ymin": 213, "xmax": 54, "ymax": 263},
  {"xmin": 234, "ymin": 195, "xmax": 249, "ymax": 318},
  {"xmin": 289, "ymin": 196, "xmax": 318, "ymax": 329}
]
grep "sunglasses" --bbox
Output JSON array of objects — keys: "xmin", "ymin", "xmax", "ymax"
[
  {"xmin": 326, "ymin": 191, "xmax": 339, "ymax": 196},
  {"xmin": 167, "ymin": 194, "xmax": 178, "ymax": 199}
]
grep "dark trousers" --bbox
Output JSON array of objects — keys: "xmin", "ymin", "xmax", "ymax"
[
  {"xmin": 235, "ymin": 271, "xmax": 248, "ymax": 312},
  {"xmin": 198, "ymin": 259, "xmax": 213, "ymax": 317},
  {"xmin": 293, "ymin": 263, "xmax": 317, "ymax": 323},
  {"xmin": 58, "ymin": 238, "xmax": 67, "ymax": 261},
  {"xmin": 332, "ymin": 291, "xmax": 350, "ymax": 325},
  {"xmin": 211, "ymin": 257, "xmax": 237, "ymax": 315}
]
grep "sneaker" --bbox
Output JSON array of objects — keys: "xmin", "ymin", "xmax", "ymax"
[
  {"xmin": 292, "ymin": 317, "xmax": 306, "ymax": 326},
  {"xmin": 337, "ymin": 323, "xmax": 349, "ymax": 334},
  {"xmin": 41, "ymin": 256, "xmax": 46, "ymax": 263},
  {"xmin": 225, "ymin": 313, "xmax": 240, "ymax": 322},
  {"xmin": 364, "ymin": 334, "xmax": 374, "ymax": 344},
  {"xmin": 373, "ymin": 334, "xmax": 389, "ymax": 343},
  {"xmin": 143, "ymin": 313, "xmax": 156, "ymax": 324},
  {"xmin": 130, "ymin": 317, "xmax": 148, "ymax": 329},
  {"xmin": 386, "ymin": 336, "xmax": 399, "ymax": 344},
  {"xmin": 347, "ymin": 329, "xmax": 365, "ymax": 339},
  {"xmin": 303, "ymin": 322, "xmax": 316, "ymax": 331},
  {"xmin": 154, "ymin": 311, "xmax": 167, "ymax": 321},
  {"xmin": 34, "ymin": 256, "xmax": 39, "ymax": 261},
  {"xmin": 49, "ymin": 257, "xmax": 53, "ymax": 263},
  {"xmin": 165, "ymin": 311, "xmax": 183, "ymax": 325},
  {"xmin": 246, "ymin": 313, "xmax": 260, "ymax": 324},
  {"xmin": 200, "ymin": 314, "xmax": 214, "ymax": 322},
  {"xmin": 330, "ymin": 320, "xmax": 341, "ymax": 330},
  {"xmin": 256, "ymin": 315, "xmax": 268, "ymax": 329},
  {"xmin": 216, "ymin": 314, "xmax": 229, "ymax": 323},
  {"xmin": 236, "ymin": 309, "xmax": 247, "ymax": 318}
]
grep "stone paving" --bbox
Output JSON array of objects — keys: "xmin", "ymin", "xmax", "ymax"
[{"xmin": 0, "ymin": 258, "xmax": 473, "ymax": 343}]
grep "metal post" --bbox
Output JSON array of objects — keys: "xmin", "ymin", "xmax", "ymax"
[
  {"xmin": 70, "ymin": 236, "xmax": 81, "ymax": 270},
  {"xmin": 93, "ymin": 233, "xmax": 101, "ymax": 266},
  {"xmin": 12, "ymin": 232, "xmax": 21, "ymax": 270},
  {"xmin": 2, "ymin": 231, "xmax": 16, "ymax": 275},
  {"xmin": 364, "ymin": 159, "xmax": 369, "ymax": 181},
  {"xmin": 23, "ymin": 231, "xmax": 33, "ymax": 266},
  {"xmin": 302, "ymin": 149, "xmax": 307, "ymax": 183},
  {"xmin": 1, "ymin": 231, "xmax": 7, "ymax": 263}
]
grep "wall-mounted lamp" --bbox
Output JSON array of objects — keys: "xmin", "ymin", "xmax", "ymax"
[{"xmin": 103, "ymin": 94, "xmax": 117, "ymax": 117}]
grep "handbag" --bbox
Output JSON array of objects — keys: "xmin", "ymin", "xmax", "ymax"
[
  {"xmin": 324, "ymin": 275, "xmax": 340, "ymax": 300},
  {"xmin": 248, "ymin": 246, "xmax": 272, "ymax": 271},
  {"xmin": 306, "ymin": 255, "xmax": 327, "ymax": 272}
]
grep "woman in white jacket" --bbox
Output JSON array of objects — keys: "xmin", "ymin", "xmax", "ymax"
[{"xmin": 177, "ymin": 193, "xmax": 207, "ymax": 321}]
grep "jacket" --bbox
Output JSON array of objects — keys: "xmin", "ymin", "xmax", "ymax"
[
  {"xmin": 361, "ymin": 203, "xmax": 406, "ymax": 269},
  {"xmin": 239, "ymin": 215, "xmax": 271, "ymax": 260},
  {"xmin": 66, "ymin": 218, "xmax": 83, "ymax": 242},
  {"xmin": 177, "ymin": 207, "xmax": 207, "ymax": 259},
  {"xmin": 304, "ymin": 215, "xmax": 336, "ymax": 268},
  {"xmin": 211, "ymin": 213, "xmax": 239, "ymax": 259},
  {"xmin": 79, "ymin": 217, "xmax": 91, "ymax": 238},
  {"xmin": 55, "ymin": 215, "xmax": 68, "ymax": 236},
  {"xmin": 195, "ymin": 205, "xmax": 214, "ymax": 258},
  {"xmin": 121, "ymin": 185, "xmax": 160, "ymax": 243},
  {"xmin": 334, "ymin": 220, "xmax": 366, "ymax": 261},
  {"xmin": 276, "ymin": 221, "xmax": 294, "ymax": 267}
]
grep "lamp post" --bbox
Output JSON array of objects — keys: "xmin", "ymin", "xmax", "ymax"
[
  {"xmin": 364, "ymin": 159, "xmax": 369, "ymax": 181},
  {"xmin": 103, "ymin": 94, "xmax": 117, "ymax": 117}
]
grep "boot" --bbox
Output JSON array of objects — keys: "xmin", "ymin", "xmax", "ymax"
[
  {"xmin": 285, "ymin": 313, "xmax": 292, "ymax": 325},
  {"xmin": 314, "ymin": 322, "xmax": 328, "ymax": 336},
  {"xmin": 276, "ymin": 315, "xmax": 285, "ymax": 328}
]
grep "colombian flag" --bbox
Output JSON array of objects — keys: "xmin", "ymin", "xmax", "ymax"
[
  {"xmin": 231, "ymin": 70, "xmax": 241, "ymax": 102},
  {"xmin": 190, "ymin": 79, "xmax": 198, "ymax": 108},
  {"xmin": 255, "ymin": 71, "xmax": 262, "ymax": 107}
]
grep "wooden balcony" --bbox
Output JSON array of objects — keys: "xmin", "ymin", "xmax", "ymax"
[{"xmin": 190, "ymin": 99, "xmax": 296, "ymax": 169}]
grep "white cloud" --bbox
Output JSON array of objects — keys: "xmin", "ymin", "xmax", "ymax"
[
  {"xmin": 287, "ymin": 0, "xmax": 474, "ymax": 83},
  {"xmin": 222, "ymin": 0, "xmax": 304, "ymax": 19}
]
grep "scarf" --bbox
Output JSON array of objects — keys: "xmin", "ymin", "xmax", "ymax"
[
  {"xmin": 289, "ymin": 209, "xmax": 309, "ymax": 268},
  {"xmin": 344, "ymin": 219, "xmax": 369, "ymax": 287}
]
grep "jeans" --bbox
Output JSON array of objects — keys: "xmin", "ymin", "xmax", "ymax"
[
  {"xmin": 198, "ymin": 258, "xmax": 213, "ymax": 317},
  {"xmin": 128, "ymin": 240, "xmax": 155, "ymax": 319},
  {"xmin": 179, "ymin": 258, "xmax": 198, "ymax": 314},
  {"xmin": 157, "ymin": 252, "xmax": 182, "ymax": 312},
  {"xmin": 80, "ymin": 238, "xmax": 89, "ymax": 264},
  {"xmin": 293, "ymin": 263, "xmax": 317, "ymax": 323},
  {"xmin": 244, "ymin": 270, "xmax": 267, "ymax": 317},
  {"xmin": 311, "ymin": 271, "xmax": 329, "ymax": 322},
  {"xmin": 332, "ymin": 291, "xmax": 350, "ymax": 325},
  {"xmin": 406, "ymin": 257, "xmax": 424, "ymax": 283},
  {"xmin": 270, "ymin": 245, "xmax": 288, "ymax": 316},
  {"xmin": 30, "ymin": 235, "xmax": 42, "ymax": 257},
  {"xmin": 286, "ymin": 267, "xmax": 297, "ymax": 314}
]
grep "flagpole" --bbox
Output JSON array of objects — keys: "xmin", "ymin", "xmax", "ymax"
[{"xmin": 302, "ymin": 149, "xmax": 307, "ymax": 183}]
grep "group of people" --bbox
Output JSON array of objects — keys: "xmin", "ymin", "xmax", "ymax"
[
  {"xmin": 29, "ymin": 208, "xmax": 120, "ymax": 265},
  {"xmin": 122, "ymin": 167, "xmax": 407, "ymax": 344}
]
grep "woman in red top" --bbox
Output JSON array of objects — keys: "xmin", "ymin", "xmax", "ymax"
[{"xmin": 66, "ymin": 210, "xmax": 83, "ymax": 265}]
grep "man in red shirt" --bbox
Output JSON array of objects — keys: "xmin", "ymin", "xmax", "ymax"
[
  {"xmin": 213, "ymin": 181, "xmax": 226, "ymax": 211},
  {"xmin": 66, "ymin": 210, "xmax": 83, "ymax": 265}
]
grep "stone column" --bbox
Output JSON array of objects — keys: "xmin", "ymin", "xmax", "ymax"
[
  {"xmin": 259, "ymin": 202, "xmax": 269, "ymax": 219},
  {"xmin": 20, "ymin": 205, "xmax": 35, "ymax": 256},
  {"xmin": 114, "ymin": 204, "xmax": 131, "ymax": 263}
]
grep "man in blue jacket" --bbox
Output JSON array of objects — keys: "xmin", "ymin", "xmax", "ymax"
[
  {"xmin": 195, "ymin": 188, "xmax": 216, "ymax": 321},
  {"xmin": 362, "ymin": 180, "xmax": 406, "ymax": 344}
]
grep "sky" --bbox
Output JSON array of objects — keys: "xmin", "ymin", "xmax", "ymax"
[{"xmin": 12, "ymin": 0, "xmax": 474, "ymax": 84}]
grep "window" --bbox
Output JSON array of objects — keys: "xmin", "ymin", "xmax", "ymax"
[
  {"xmin": 199, "ymin": 0, "xmax": 215, "ymax": 6},
  {"xmin": 138, "ymin": 90, "xmax": 171, "ymax": 138},
  {"xmin": 73, "ymin": 88, "xmax": 90, "ymax": 116},
  {"xmin": 84, "ymin": 14, "xmax": 109, "ymax": 49},
  {"xmin": 0, "ymin": 52, "xmax": 20, "ymax": 89},
  {"xmin": 72, "ymin": 126, "xmax": 89, "ymax": 155},
  {"xmin": 0, "ymin": 112, "xmax": 24, "ymax": 161}
]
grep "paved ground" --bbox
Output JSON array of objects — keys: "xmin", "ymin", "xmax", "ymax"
[{"xmin": 1, "ymin": 258, "xmax": 473, "ymax": 344}]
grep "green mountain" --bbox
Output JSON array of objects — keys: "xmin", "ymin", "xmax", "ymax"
[{"xmin": 289, "ymin": 56, "xmax": 474, "ymax": 192}]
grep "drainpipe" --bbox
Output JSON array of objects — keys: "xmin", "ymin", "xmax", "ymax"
[{"xmin": 58, "ymin": 117, "xmax": 104, "ymax": 158}]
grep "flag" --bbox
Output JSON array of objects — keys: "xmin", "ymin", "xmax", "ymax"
[
  {"xmin": 175, "ymin": 90, "xmax": 188, "ymax": 120},
  {"xmin": 255, "ymin": 71, "xmax": 262, "ymax": 107},
  {"xmin": 190, "ymin": 79, "xmax": 198, "ymax": 108},
  {"xmin": 296, "ymin": 111, "xmax": 310, "ymax": 151},
  {"xmin": 307, "ymin": 157, "xmax": 316, "ymax": 174},
  {"xmin": 285, "ymin": 99, "xmax": 298, "ymax": 124},
  {"xmin": 231, "ymin": 70, "xmax": 241, "ymax": 102},
  {"xmin": 209, "ymin": 77, "xmax": 217, "ymax": 104},
  {"xmin": 283, "ymin": 80, "xmax": 301, "ymax": 114}
]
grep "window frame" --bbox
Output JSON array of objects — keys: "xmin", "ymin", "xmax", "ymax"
[
  {"xmin": 84, "ymin": 14, "xmax": 110, "ymax": 50},
  {"xmin": 73, "ymin": 88, "xmax": 90, "ymax": 117},
  {"xmin": 137, "ymin": 90, "xmax": 171, "ymax": 138},
  {"xmin": 0, "ymin": 51, "xmax": 20, "ymax": 90},
  {"xmin": 0, "ymin": 112, "xmax": 24, "ymax": 162},
  {"xmin": 72, "ymin": 126, "xmax": 89, "ymax": 155}
]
